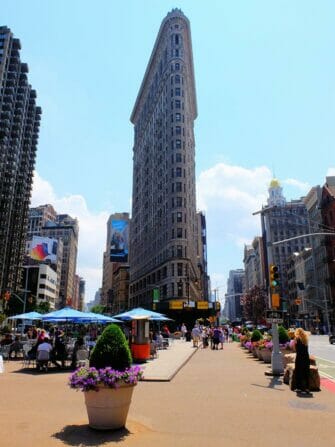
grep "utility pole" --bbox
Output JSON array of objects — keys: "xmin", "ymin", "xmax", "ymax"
[{"xmin": 253, "ymin": 208, "xmax": 283, "ymax": 375}]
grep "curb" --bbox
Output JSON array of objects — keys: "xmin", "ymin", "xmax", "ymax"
[{"xmin": 142, "ymin": 345, "xmax": 200, "ymax": 382}]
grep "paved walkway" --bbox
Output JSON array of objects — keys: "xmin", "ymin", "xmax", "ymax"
[
  {"xmin": 1, "ymin": 342, "xmax": 335, "ymax": 447},
  {"xmin": 141, "ymin": 339, "xmax": 198, "ymax": 381}
]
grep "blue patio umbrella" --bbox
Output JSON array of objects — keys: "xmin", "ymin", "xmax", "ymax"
[
  {"xmin": 8, "ymin": 311, "xmax": 42, "ymax": 320},
  {"xmin": 41, "ymin": 306, "xmax": 91, "ymax": 322},
  {"xmin": 77, "ymin": 312, "xmax": 121, "ymax": 324},
  {"xmin": 113, "ymin": 307, "xmax": 170, "ymax": 321}
]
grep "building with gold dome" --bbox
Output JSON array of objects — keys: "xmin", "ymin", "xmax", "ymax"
[{"xmin": 260, "ymin": 178, "xmax": 310, "ymax": 318}]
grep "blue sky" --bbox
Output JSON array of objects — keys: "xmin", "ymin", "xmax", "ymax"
[{"xmin": 3, "ymin": 1, "xmax": 335, "ymax": 303}]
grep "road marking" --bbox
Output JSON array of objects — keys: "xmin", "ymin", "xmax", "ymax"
[{"xmin": 315, "ymin": 356, "xmax": 335, "ymax": 381}]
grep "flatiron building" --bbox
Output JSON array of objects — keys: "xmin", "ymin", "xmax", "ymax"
[{"xmin": 129, "ymin": 9, "xmax": 201, "ymax": 308}]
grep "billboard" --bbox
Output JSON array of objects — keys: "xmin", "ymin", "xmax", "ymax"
[
  {"xmin": 110, "ymin": 219, "xmax": 129, "ymax": 262},
  {"xmin": 30, "ymin": 236, "xmax": 58, "ymax": 263}
]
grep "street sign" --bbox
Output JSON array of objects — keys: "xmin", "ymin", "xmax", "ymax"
[
  {"xmin": 266, "ymin": 318, "xmax": 283, "ymax": 324},
  {"xmin": 266, "ymin": 310, "xmax": 283, "ymax": 324}
]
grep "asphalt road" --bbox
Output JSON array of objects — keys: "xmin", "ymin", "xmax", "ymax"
[{"xmin": 309, "ymin": 334, "xmax": 335, "ymax": 380}]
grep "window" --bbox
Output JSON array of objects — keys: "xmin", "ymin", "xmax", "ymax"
[
  {"xmin": 177, "ymin": 245, "xmax": 183, "ymax": 257},
  {"xmin": 175, "ymin": 62, "xmax": 180, "ymax": 70},
  {"xmin": 177, "ymin": 263, "xmax": 183, "ymax": 276},
  {"xmin": 176, "ymin": 113, "xmax": 181, "ymax": 121},
  {"xmin": 176, "ymin": 126, "xmax": 181, "ymax": 135},
  {"xmin": 176, "ymin": 153, "xmax": 182, "ymax": 162},
  {"xmin": 177, "ymin": 212, "xmax": 182, "ymax": 222},
  {"xmin": 171, "ymin": 263, "xmax": 175, "ymax": 276},
  {"xmin": 175, "ymin": 100, "xmax": 181, "ymax": 109},
  {"xmin": 176, "ymin": 167, "xmax": 182, "ymax": 177},
  {"xmin": 176, "ymin": 139, "xmax": 181, "ymax": 149},
  {"xmin": 177, "ymin": 228, "xmax": 183, "ymax": 238},
  {"xmin": 175, "ymin": 74, "xmax": 180, "ymax": 84},
  {"xmin": 176, "ymin": 182, "xmax": 182, "ymax": 192},
  {"xmin": 40, "ymin": 274, "xmax": 47, "ymax": 279},
  {"xmin": 175, "ymin": 88, "xmax": 181, "ymax": 96},
  {"xmin": 175, "ymin": 49, "xmax": 179, "ymax": 57},
  {"xmin": 175, "ymin": 34, "xmax": 180, "ymax": 45},
  {"xmin": 176, "ymin": 197, "xmax": 182, "ymax": 207}
]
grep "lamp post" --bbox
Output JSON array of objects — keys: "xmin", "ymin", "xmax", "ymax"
[{"xmin": 253, "ymin": 207, "xmax": 283, "ymax": 375}]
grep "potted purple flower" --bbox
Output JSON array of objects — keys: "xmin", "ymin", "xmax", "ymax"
[{"xmin": 69, "ymin": 324, "xmax": 143, "ymax": 430}]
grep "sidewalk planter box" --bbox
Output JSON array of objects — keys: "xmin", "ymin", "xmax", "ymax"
[
  {"xmin": 84, "ymin": 383, "xmax": 136, "ymax": 430},
  {"xmin": 260, "ymin": 349, "xmax": 271, "ymax": 363}
]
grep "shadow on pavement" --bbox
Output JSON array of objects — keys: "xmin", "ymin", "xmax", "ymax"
[
  {"xmin": 52, "ymin": 424, "xmax": 130, "ymax": 446},
  {"xmin": 251, "ymin": 376, "xmax": 285, "ymax": 391}
]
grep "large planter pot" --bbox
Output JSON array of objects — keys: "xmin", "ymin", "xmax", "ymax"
[
  {"xmin": 255, "ymin": 348, "xmax": 263, "ymax": 360},
  {"xmin": 260, "ymin": 349, "xmax": 272, "ymax": 363},
  {"xmin": 84, "ymin": 383, "xmax": 136, "ymax": 430}
]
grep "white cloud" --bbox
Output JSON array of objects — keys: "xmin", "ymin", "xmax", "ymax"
[
  {"xmin": 327, "ymin": 167, "xmax": 335, "ymax": 176},
  {"xmin": 196, "ymin": 162, "xmax": 309, "ymax": 289},
  {"xmin": 283, "ymin": 178, "xmax": 310, "ymax": 192},
  {"xmin": 31, "ymin": 172, "xmax": 109, "ymax": 302}
]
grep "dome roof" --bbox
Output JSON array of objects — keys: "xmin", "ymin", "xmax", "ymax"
[{"xmin": 269, "ymin": 178, "xmax": 281, "ymax": 188}]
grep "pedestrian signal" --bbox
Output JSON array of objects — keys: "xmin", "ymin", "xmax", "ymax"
[{"xmin": 269, "ymin": 264, "xmax": 279, "ymax": 289}]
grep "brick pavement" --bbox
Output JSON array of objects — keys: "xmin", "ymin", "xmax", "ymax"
[{"xmin": 1, "ymin": 342, "xmax": 334, "ymax": 447}]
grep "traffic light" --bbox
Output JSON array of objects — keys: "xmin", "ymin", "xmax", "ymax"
[
  {"xmin": 4, "ymin": 291, "xmax": 11, "ymax": 302},
  {"xmin": 269, "ymin": 264, "xmax": 279, "ymax": 289}
]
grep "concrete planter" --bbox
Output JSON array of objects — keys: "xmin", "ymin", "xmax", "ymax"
[
  {"xmin": 84, "ymin": 383, "xmax": 136, "ymax": 430},
  {"xmin": 260, "ymin": 349, "xmax": 271, "ymax": 363}
]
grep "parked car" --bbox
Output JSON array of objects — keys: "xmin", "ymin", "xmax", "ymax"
[{"xmin": 329, "ymin": 334, "xmax": 335, "ymax": 345}]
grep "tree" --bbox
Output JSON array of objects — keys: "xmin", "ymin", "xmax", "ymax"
[
  {"xmin": 241, "ymin": 286, "xmax": 267, "ymax": 325},
  {"xmin": 90, "ymin": 304, "xmax": 106, "ymax": 314},
  {"xmin": 35, "ymin": 301, "xmax": 50, "ymax": 314}
]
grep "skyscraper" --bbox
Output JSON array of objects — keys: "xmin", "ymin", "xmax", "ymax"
[
  {"xmin": 0, "ymin": 26, "xmax": 42, "ymax": 300},
  {"xmin": 101, "ymin": 212, "xmax": 130, "ymax": 313},
  {"xmin": 41, "ymin": 214, "xmax": 79, "ymax": 308},
  {"xmin": 129, "ymin": 9, "xmax": 200, "ymax": 309}
]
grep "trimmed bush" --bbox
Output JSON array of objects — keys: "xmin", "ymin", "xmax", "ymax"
[
  {"xmin": 89, "ymin": 324, "xmax": 132, "ymax": 371},
  {"xmin": 278, "ymin": 325, "xmax": 289, "ymax": 344},
  {"xmin": 251, "ymin": 329, "xmax": 263, "ymax": 342}
]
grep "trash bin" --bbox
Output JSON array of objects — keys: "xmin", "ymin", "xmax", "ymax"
[{"xmin": 131, "ymin": 319, "xmax": 150, "ymax": 361}]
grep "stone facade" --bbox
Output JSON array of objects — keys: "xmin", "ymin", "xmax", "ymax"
[{"xmin": 129, "ymin": 9, "xmax": 200, "ymax": 308}]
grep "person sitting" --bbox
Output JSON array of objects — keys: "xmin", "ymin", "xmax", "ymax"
[
  {"xmin": 36, "ymin": 338, "xmax": 53, "ymax": 371},
  {"xmin": 71, "ymin": 337, "xmax": 87, "ymax": 369},
  {"xmin": 0, "ymin": 333, "xmax": 13, "ymax": 346},
  {"xmin": 9, "ymin": 336, "xmax": 22, "ymax": 359}
]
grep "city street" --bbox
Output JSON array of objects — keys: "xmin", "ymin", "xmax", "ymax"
[
  {"xmin": 309, "ymin": 335, "xmax": 335, "ymax": 380},
  {"xmin": 1, "ymin": 341, "xmax": 335, "ymax": 447}
]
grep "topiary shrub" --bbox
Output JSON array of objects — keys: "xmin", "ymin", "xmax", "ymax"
[
  {"xmin": 89, "ymin": 324, "xmax": 132, "ymax": 371},
  {"xmin": 251, "ymin": 329, "xmax": 263, "ymax": 342},
  {"xmin": 278, "ymin": 325, "xmax": 289, "ymax": 344}
]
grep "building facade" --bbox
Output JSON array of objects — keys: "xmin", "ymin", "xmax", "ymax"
[
  {"xmin": 0, "ymin": 26, "xmax": 42, "ymax": 302},
  {"xmin": 321, "ymin": 176, "xmax": 335, "ymax": 331},
  {"xmin": 27, "ymin": 204, "xmax": 57, "ymax": 240},
  {"xmin": 224, "ymin": 269, "xmax": 245, "ymax": 322},
  {"xmin": 261, "ymin": 179, "xmax": 310, "ymax": 310},
  {"xmin": 243, "ymin": 236, "xmax": 266, "ymax": 292},
  {"xmin": 41, "ymin": 214, "xmax": 79, "ymax": 308},
  {"xmin": 129, "ymin": 9, "xmax": 200, "ymax": 309},
  {"xmin": 101, "ymin": 213, "xmax": 130, "ymax": 311}
]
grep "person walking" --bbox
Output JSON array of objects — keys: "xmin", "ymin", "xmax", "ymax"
[
  {"xmin": 293, "ymin": 328, "xmax": 311, "ymax": 395},
  {"xmin": 181, "ymin": 323, "xmax": 187, "ymax": 340},
  {"xmin": 191, "ymin": 324, "xmax": 201, "ymax": 348}
]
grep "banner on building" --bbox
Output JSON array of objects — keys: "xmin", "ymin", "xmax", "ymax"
[
  {"xmin": 197, "ymin": 301, "xmax": 209, "ymax": 310},
  {"xmin": 169, "ymin": 300, "xmax": 183, "ymax": 310},
  {"xmin": 110, "ymin": 219, "xmax": 129, "ymax": 262},
  {"xmin": 30, "ymin": 236, "xmax": 58, "ymax": 263}
]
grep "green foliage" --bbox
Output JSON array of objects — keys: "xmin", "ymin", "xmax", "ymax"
[
  {"xmin": 278, "ymin": 325, "xmax": 289, "ymax": 344},
  {"xmin": 251, "ymin": 329, "xmax": 263, "ymax": 342},
  {"xmin": 90, "ymin": 304, "xmax": 106, "ymax": 314},
  {"xmin": 35, "ymin": 301, "xmax": 50, "ymax": 314},
  {"xmin": 89, "ymin": 324, "xmax": 132, "ymax": 371}
]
